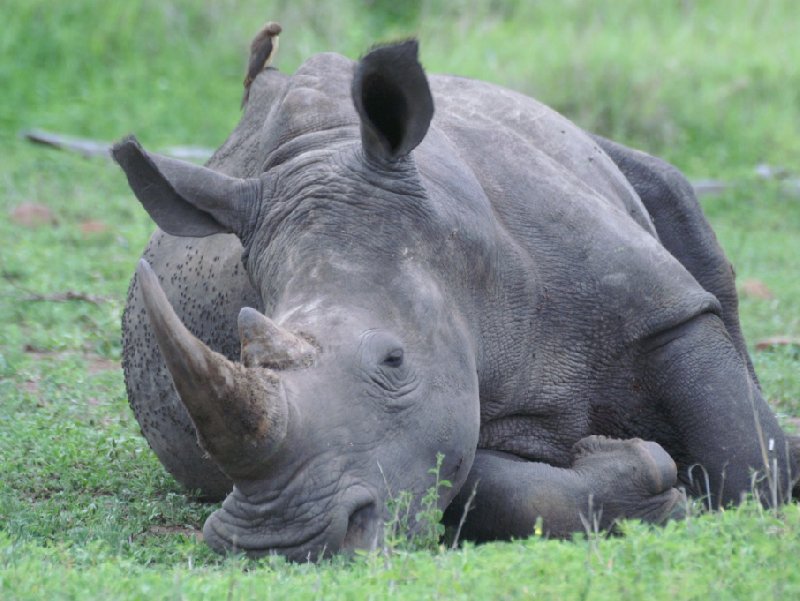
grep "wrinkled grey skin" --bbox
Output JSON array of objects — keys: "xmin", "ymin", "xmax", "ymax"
[{"xmin": 117, "ymin": 41, "xmax": 797, "ymax": 560}]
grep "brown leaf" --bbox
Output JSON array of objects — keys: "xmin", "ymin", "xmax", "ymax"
[
  {"xmin": 740, "ymin": 279, "xmax": 774, "ymax": 300},
  {"xmin": 79, "ymin": 220, "xmax": 110, "ymax": 235},
  {"xmin": 755, "ymin": 336, "xmax": 800, "ymax": 351},
  {"xmin": 10, "ymin": 203, "xmax": 57, "ymax": 227}
]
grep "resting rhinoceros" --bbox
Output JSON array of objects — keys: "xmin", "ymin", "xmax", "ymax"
[{"xmin": 114, "ymin": 40, "xmax": 797, "ymax": 560}]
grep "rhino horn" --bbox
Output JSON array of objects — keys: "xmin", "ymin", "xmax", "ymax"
[
  {"xmin": 238, "ymin": 307, "xmax": 317, "ymax": 370},
  {"xmin": 136, "ymin": 259, "xmax": 289, "ymax": 479}
]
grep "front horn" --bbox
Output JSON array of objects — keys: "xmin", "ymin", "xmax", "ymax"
[{"xmin": 136, "ymin": 259, "xmax": 289, "ymax": 479}]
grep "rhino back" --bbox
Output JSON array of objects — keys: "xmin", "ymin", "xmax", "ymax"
[
  {"xmin": 428, "ymin": 74, "xmax": 649, "ymax": 226},
  {"xmin": 419, "ymin": 75, "xmax": 719, "ymax": 465}
]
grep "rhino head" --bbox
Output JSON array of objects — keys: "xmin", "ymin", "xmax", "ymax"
[{"xmin": 113, "ymin": 42, "xmax": 482, "ymax": 560}]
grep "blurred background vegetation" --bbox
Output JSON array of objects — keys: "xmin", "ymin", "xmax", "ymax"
[{"xmin": 2, "ymin": 0, "xmax": 799, "ymax": 173}]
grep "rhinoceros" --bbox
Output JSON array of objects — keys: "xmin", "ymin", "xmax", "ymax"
[{"xmin": 113, "ymin": 40, "xmax": 797, "ymax": 560}]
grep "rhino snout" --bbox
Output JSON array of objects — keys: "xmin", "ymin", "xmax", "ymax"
[{"xmin": 202, "ymin": 486, "xmax": 381, "ymax": 560}]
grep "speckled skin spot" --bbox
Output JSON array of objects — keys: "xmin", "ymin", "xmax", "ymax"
[
  {"xmin": 123, "ymin": 232, "xmax": 260, "ymax": 498},
  {"xmin": 121, "ymin": 67, "xmax": 291, "ymax": 500}
]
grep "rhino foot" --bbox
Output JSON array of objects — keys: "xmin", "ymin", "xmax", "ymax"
[
  {"xmin": 571, "ymin": 435, "xmax": 687, "ymax": 528},
  {"xmin": 444, "ymin": 438, "xmax": 686, "ymax": 542}
]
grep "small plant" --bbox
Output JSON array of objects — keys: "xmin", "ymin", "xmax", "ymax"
[
  {"xmin": 381, "ymin": 489, "xmax": 412, "ymax": 558},
  {"xmin": 381, "ymin": 452, "xmax": 452, "ymax": 556},
  {"xmin": 415, "ymin": 452, "xmax": 453, "ymax": 549}
]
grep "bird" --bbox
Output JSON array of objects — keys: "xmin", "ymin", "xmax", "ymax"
[{"xmin": 242, "ymin": 22, "xmax": 282, "ymax": 108}]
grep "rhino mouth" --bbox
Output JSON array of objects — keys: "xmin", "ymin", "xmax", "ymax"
[
  {"xmin": 203, "ymin": 513, "xmax": 325, "ymax": 557},
  {"xmin": 202, "ymin": 489, "xmax": 381, "ymax": 560}
]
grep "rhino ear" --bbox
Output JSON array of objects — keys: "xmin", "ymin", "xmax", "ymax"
[
  {"xmin": 352, "ymin": 40, "xmax": 434, "ymax": 161},
  {"xmin": 112, "ymin": 135, "xmax": 261, "ymax": 239}
]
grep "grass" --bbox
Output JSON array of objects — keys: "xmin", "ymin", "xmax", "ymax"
[
  {"xmin": 1, "ymin": 0, "xmax": 799, "ymax": 598},
  {"xmin": 3, "ymin": 507, "xmax": 800, "ymax": 599}
]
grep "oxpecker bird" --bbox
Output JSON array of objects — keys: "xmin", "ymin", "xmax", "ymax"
[{"xmin": 242, "ymin": 22, "xmax": 282, "ymax": 108}]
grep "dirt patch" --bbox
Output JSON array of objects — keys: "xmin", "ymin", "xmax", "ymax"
[
  {"xmin": 10, "ymin": 202, "xmax": 57, "ymax": 227},
  {"xmin": 23, "ymin": 348, "xmax": 120, "ymax": 373},
  {"xmin": 755, "ymin": 336, "xmax": 800, "ymax": 351},
  {"xmin": 87, "ymin": 356, "xmax": 121, "ymax": 374},
  {"xmin": 79, "ymin": 220, "xmax": 110, "ymax": 235},
  {"xmin": 739, "ymin": 279, "xmax": 774, "ymax": 300},
  {"xmin": 784, "ymin": 417, "xmax": 800, "ymax": 435},
  {"xmin": 22, "ymin": 379, "xmax": 41, "ymax": 394}
]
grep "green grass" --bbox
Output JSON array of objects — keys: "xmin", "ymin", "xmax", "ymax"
[
  {"xmin": 1, "ymin": 0, "xmax": 799, "ymax": 598},
  {"xmin": 3, "ymin": 508, "xmax": 800, "ymax": 599}
]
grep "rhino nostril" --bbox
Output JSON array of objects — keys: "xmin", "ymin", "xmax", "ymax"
[{"xmin": 342, "ymin": 501, "xmax": 380, "ymax": 552}]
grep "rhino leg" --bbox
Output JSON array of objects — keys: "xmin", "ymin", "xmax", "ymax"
[
  {"xmin": 595, "ymin": 139, "xmax": 799, "ymax": 501},
  {"xmin": 594, "ymin": 135, "xmax": 758, "ymax": 387},
  {"xmin": 444, "ymin": 438, "xmax": 685, "ymax": 541},
  {"xmin": 640, "ymin": 313, "xmax": 795, "ymax": 507}
]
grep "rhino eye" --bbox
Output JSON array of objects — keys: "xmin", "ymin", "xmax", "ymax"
[{"xmin": 381, "ymin": 348, "xmax": 404, "ymax": 368}]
